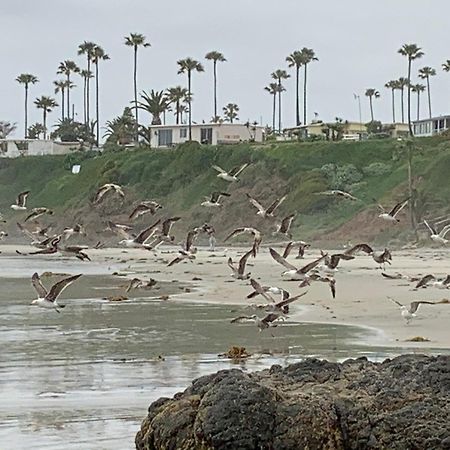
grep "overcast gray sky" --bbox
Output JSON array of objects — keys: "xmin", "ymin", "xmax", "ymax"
[{"xmin": 2, "ymin": 0, "xmax": 450, "ymax": 138}]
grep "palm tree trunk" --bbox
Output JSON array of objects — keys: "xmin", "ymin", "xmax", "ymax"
[
  {"xmin": 24, "ymin": 85, "xmax": 28, "ymax": 138},
  {"xmin": 407, "ymin": 59, "xmax": 413, "ymax": 136},
  {"xmin": 272, "ymin": 93, "xmax": 276, "ymax": 132},
  {"xmin": 43, "ymin": 110, "xmax": 47, "ymax": 140},
  {"xmin": 213, "ymin": 60, "xmax": 217, "ymax": 119},
  {"xmin": 417, "ymin": 92, "xmax": 420, "ymax": 121},
  {"xmin": 278, "ymin": 80, "xmax": 282, "ymax": 133},
  {"xmin": 176, "ymin": 100, "xmax": 180, "ymax": 125},
  {"xmin": 426, "ymin": 76, "xmax": 432, "ymax": 119},
  {"xmin": 95, "ymin": 62, "xmax": 100, "ymax": 146},
  {"xmin": 86, "ymin": 58, "xmax": 91, "ymax": 124},
  {"xmin": 61, "ymin": 90, "xmax": 65, "ymax": 121},
  {"xmin": 134, "ymin": 46, "xmax": 139, "ymax": 142},
  {"xmin": 401, "ymin": 89, "xmax": 405, "ymax": 123},
  {"xmin": 303, "ymin": 63, "xmax": 308, "ymax": 125},
  {"xmin": 188, "ymin": 71, "xmax": 192, "ymax": 140},
  {"xmin": 369, "ymin": 96, "xmax": 374, "ymax": 122},
  {"xmin": 295, "ymin": 65, "xmax": 300, "ymax": 126},
  {"xmin": 66, "ymin": 74, "xmax": 71, "ymax": 120},
  {"xmin": 391, "ymin": 89, "xmax": 396, "ymax": 123},
  {"xmin": 163, "ymin": 110, "xmax": 166, "ymax": 125}
]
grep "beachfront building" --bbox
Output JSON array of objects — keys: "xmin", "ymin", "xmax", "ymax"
[
  {"xmin": 413, "ymin": 115, "xmax": 450, "ymax": 137},
  {"xmin": 148, "ymin": 123, "xmax": 264, "ymax": 148},
  {"xmin": 0, "ymin": 139, "xmax": 81, "ymax": 158}
]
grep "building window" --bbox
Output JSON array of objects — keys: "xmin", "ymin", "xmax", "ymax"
[
  {"xmin": 180, "ymin": 128, "xmax": 187, "ymax": 138},
  {"xmin": 200, "ymin": 128, "xmax": 213, "ymax": 144},
  {"xmin": 158, "ymin": 129, "xmax": 173, "ymax": 146}
]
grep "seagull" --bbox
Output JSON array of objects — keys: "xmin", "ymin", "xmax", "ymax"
[
  {"xmin": 94, "ymin": 183, "xmax": 125, "ymax": 204},
  {"xmin": 319, "ymin": 250, "xmax": 355, "ymax": 273},
  {"xmin": 212, "ymin": 163, "xmax": 249, "ymax": 182},
  {"xmin": 282, "ymin": 241, "xmax": 311, "ymax": 260},
  {"xmin": 31, "ymin": 272, "xmax": 82, "ymax": 312},
  {"xmin": 24, "ymin": 208, "xmax": 53, "ymax": 223},
  {"xmin": 423, "ymin": 220, "xmax": 450, "ymax": 245},
  {"xmin": 227, "ymin": 249, "xmax": 253, "ymax": 280},
  {"xmin": 125, "ymin": 277, "xmax": 157, "ymax": 293},
  {"xmin": 381, "ymin": 272, "xmax": 420, "ymax": 282},
  {"xmin": 63, "ymin": 224, "xmax": 85, "ymax": 240},
  {"xmin": 11, "ymin": 191, "xmax": 30, "ymax": 211},
  {"xmin": 344, "ymin": 243, "xmax": 392, "ymax": 269},
  {"xmin": 230, "ymin": 312, "xmax": 283, "ymax": 332},
  {"xmin": 274, "ymin": 214, "xmax": 296, "ymax": 238},
  {"xmin": 225, "ymin": 227, "xmax": 262, "ymax": 256},
  {"xmin": 309, "ymin": 273, "xmax": 337, "ymax": 299},
  {"xmin": 201, "ymin": 192, "xmax": 230, "ymax": 207},
  {"xmin": 146, "ymin": 217, "xmax": 181, "ymax": 249},
  {"xmin": 415, "ymin": 274, "xmax": 450, "ymax": 290},
  {"xmin": 0, "ymin": 231, "xmax": 8, "ymax": 240},
  {"xmin": 246, "ymin": 279, "xmax": 288, "ymax": 302},
  {"xmin": 16, "ymin": 236, "xmax": 61, "ymax": 256},
  {"xmin": 388, "ymin": 297, "xmax": 439, "ymax": 324},
  {"xmin": 118, "ymin": 219, "xmax": 161, "ymax": 249},
  {"xmin": 61, "ymin": 245, "xmax": 91, "ymax": 261},
  {"xmin": 129, "ymin": 201, "xmax": 162, "ymax": 220},
  {"xmin": 168, "ymin": 229, "xmax": 199, "ymax": 266},
  {"xmin": 269, "ymin": 247, "xmax": 327, "ymax": 282},
  {"xmin": 246, "ymin": 193, "xmax": 286, "ymax": 218},
  {"xmin": 105, "ymin": 221, "xmax": 134, "ymax": 239},
  {"xmin": 315, "ymin": 190, "xmax": 359, "ymax": 201},
  {"xmin": 376, "ymin": 198, "xmax": 409, "ymax": 223}
]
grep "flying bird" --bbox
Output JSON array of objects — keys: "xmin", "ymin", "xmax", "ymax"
[
  {"xmin": 387, "ymin": 297, "xmax": 440, "ymax": 324},
  {"xmin": 168, "ymin": 229, "xmax": 199, "ymax": 266},
  {"xmin": 212, "ymin": 163, "xmax": 249, "ymax": 182},
  {"xmin": 118, "ymin": 219, "xmax": 161, "ymax": 249},
  {"xmin": 316, "ymin": 190, "xmax": 359, "ymax": 201},
  {"xmin": 376, "ymin": 198, "xmax": 409, "ymax": 223},
  {"xmin": 423, "ymin": 220, "xmax": 450, "ymax": 245},
  {"xmin": 129, "ymin": 201, "xmax": 162, "ymax": 220},
  {"xmin": 24, "ymin": 208, "xmax": 53, "ymax": 223},
  {"xmin": 146, "ymin": 217, "xmax": 181, "ymax": 249},
  {"xmin": 246, "ymin": 193, "xmax": 286, "ymax": 218},
  {"xmin": 201, "ymin": 192, "xmax": 230, "ymax": 207},
  {"xmin": 415, "ymin": 274, "xmax": 450, "ymax": 290},
  {"xmin": 63, "ymin": 224, "xmax": 85, "ymax": 240},
  {"xmin": 11, "ymin": 191, "xmax": 30, "ymax": 211},
  {"xmin": 230, "ymin": 312, "xmax": 283, "ymax": 332},
  {"xmin": 274, "ymin": 214, "xmax": 296, "ymax": 238},
  {"xmin": 225, "ymin": 227, "xmax": 262, "ymax": 256},
  {"xmin": 227, "ymin": 249, "xmax": 253, "ymax": 280},
  {"xmin": 94, "ymin": 183, "xmax": 125, "ymax": 204}
]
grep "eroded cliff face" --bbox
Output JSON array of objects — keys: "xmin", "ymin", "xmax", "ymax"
[{"xmin": 136, "ymin": 355, "xmax": 450, "ymax": 450}]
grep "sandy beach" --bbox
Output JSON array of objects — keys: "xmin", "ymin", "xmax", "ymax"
[{"xmin": 3, "ymin": 243, "xmax": 449, "ymax": 349}]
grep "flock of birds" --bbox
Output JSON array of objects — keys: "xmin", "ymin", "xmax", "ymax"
[{"xmin": 0, "ymin": 162, "xmax": 449, "ymax": 330}]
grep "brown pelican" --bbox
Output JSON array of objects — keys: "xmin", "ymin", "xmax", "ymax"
[
  {"xmin": 376, "ymin": 198, "xmax": 409, "ymax": 223},
  {"xmin": 30, "ymin": 272, "xmax": 82, "ymax": 312},
  {"xmin": 201, "ymin": 192, "xmax": 230, "ymax": 207},
  {"xmin": 246, "ymin": 193, "xmax": 286, "ymax": 218},
  {"xmin": 24, "ymin": 208, "xmax": 53, "ymax": 223},
  {"xmin": 423, "ymin": 220, "xmax": 450, "ymax": 245},
  {"xmin": 11, "ymin": 191, "xmax": 30, "ymax": 211},
  {"xmin": 212, "ymin": 163, "xmax": 249, "ymax": 182},
  {"xmin": 225, "ymin": 227, "xmax": 262, "ymax": 256},
  {"xmin": 94, "ymin": 183, "xmax": 125, "ymax": 204},
  {"xmin": 227, "ymin": 249, "xmax": 253, "ymax": 280}
]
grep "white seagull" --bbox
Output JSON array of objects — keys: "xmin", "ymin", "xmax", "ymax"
[
  {"xmin": 225, "ymin": 227, "xmax": 262, "ymax": 256},
  {"xmin": 212, "ymin": 163, "xmax": 249, "ymax": 182},
  {"xmin": 201, "ymin": 191, "xmax": 230, "ymax": 207},
  {"xmin": 118, "ymin": 219, "xmax": 161, "ymax": 249},
  {"xmin": 94, "ymin": 183, "xmax": 125, "ymax": 204},
  {"xmin": 227, "ymin": 249, "xmax": 253, "ymax": 280},
  {"xmin": 376, "ymin": 198, "xmax": 409, "ymax": 223},
  {"xmin": 315, "ymin": 190, "xmax": 359, "ymax": 201},
  {"xmin": 246, "ymin": 193, "xmax": 286, "ymax": 218},
  {"xmin": 11, "ymin": 191, "xmax": 30, "ymax": 211},
  {"xmin": 423, "ymin": 220, "xmax": 450, "ymax": 245},
  {"xmin": 388, "ymin": 297, "xmax": 440, "ymax": 324}
]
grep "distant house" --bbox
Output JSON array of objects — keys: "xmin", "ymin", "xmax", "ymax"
[
  {"xmin": 0, "ymin": 139, "xmax": 81, "ymax": 158},
  {"xmin": 413, "ymin": 115, "xmax": 450, "ymax": 137},
  {"xmin": 148, "ymin": 123, "xmax": 264, "ymax": 148}
]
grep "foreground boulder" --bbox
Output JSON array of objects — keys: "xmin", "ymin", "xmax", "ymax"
[{"xmin": 136, "ymin": 355, "xmax": 450, "ymax": 450}]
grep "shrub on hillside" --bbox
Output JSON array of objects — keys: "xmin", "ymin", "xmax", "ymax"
[
  {"xmin": 363, "ymin": 162, "xmax": 391, "ymax": 177},
  {"xmin": 320, "ymin": 163, "xmax": 363, "ymax": 190}
]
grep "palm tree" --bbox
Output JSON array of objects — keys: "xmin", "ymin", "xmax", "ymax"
[
  {"xmin": 286, "ymin": 51, "xmax": 303, "ymax": 126},
  {"xmin": 166, "ymin": 86, "xmax": 189, "ymax": 124},
  {"xmin": 53, "ymin": 79, "xmax": 74, "ymax": 121},
  {"xmin": 411, "ymin": 83, "xmax": 426, "ymax": 121},
  {"xmin": 443, "ymin": 60, "xmax": 450, "ymax": 73},
  {"xmin": 104, "ymin": 107, "xmax": 135, "ymax": 145},
  {"xmin": 264, "ymin": 83, "xmax": 279, "ymax": 133},
  {"xmin": 137, "ymin": 90, "xmax": 171, "ymax": 125},
  {"xmin": 398, "ymin": 44, "xmax": 424, "ymax": 135},
  {"xmin": 57, "ymin": 60, "xmax": 79, "ymax": 121},
  {"xmin": 418, "ymin": 66, "xmax": 436, "ymax": 119},
  {"xmin": 222, "ymin": 103, "xmax": 239, "ymax": 123},
  {"xmin": 0, "ymin": 121, "xmax": 17, "ymax": 139},
  {"xmin": 365, "ymin": 88, "xmax": 380, "ymax": 122},
  {"xmin": 397, "ymin": 77, "xmax": 409, "ymax": 123},
  {"xmin": 77, "ymin": 41, "xmax": 96, "ymax": 124},
  {"xmin": 298, "ymin": 48, "xmax": 318, "ymax": 125},
  {"xmin": 79, "ymin": 69, "xmax": 94, "ymax": 125},
  {"xmin": 27, "ymin": 123, "xmax": 45, "ymax": 139},
  {"xmin": 177, "ymin": 57, "xmax": 204, "ymax": 140},
  {"xmin": 205, "ymin": 51, "xmax": 226, "ymax": 121},
  {"xmin": 124, "ymin": 33, "xmax": 151, "ymax": 141},
  {"xmin": 34, "ymin": 96, "xmax": 58, "ymax": 139},
  {"xmin": 92, "ymin": 45, "xmax": 110, "ymax": 145},
  {"xmin": 384, "ymin": 80, "xmax": 398, "ymax": 123},
  {"xmin": 16, "ymin": 73, "xmax": 39, "ymax": 138},
  {"xmin": 271, "ymin": 69, "xmax": 290, "ymax": 133}
]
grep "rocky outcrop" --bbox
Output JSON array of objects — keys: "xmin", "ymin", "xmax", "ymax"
[{"xmin": 135, "ymin": 355, "xmax": 450, "ymax": 450}]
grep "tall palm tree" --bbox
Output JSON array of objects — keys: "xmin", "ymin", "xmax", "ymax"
[
  {"xmin": 397, "ymin": 77, "xmax": 409, "ymax": 123},
  {"xmin": 264, "ymin": 83, "xmax": 278, "ymax": 132},
  {"xmin": 77, "ymin": 41, "xmax": 96, "ymax": 124},
  {"xmin": 177, "ymin": 57, "xmax": 204, "ymax": 140},
  {"xmin": 205, "ymin": 51, "xmax": 226, "ymax": 121},
  {"xmin": 34, "ymin": 96, "xmax": 58, "ymax": 139},
  {"xmin": 286, "ymin": 51, "xmax": 303, "ymax": 126},
  {"xmin": 166, "ymin": 86, "xmax": 189, "ymax": 124},
  {"xmin": 271, "ymin": 69, "xmax": 290, "ymax": 133},
  {"xmin": 137, "ymin": 90, "xmax": 171, "ymax": 125},
  {"xmin": 398, "ymin": 44, "xmax": 424, "ymax": 135},
  {"xmin": 92, "ymin": 45, "xmax": 110, "ymax": 145},
  {"xmin": 418, "ymin": 66, "xmax": 436, "ymax": 119},
  {"xmin": 27, "ymin": 123, "xmax": 46, "ymax": 140},
  {"xmin": 16, "ymin": 73, "xmax": 39, "ymax": 138},
  {"xmin": 384, "ymin": 80, "xmax": 398, "ymax": 123},
  {"xmin": 222, "ymin": 103, "xmax": 239, "ymax": 123},
  {"xmin": 57, "ymin": 60, "xmax": 79, "ymax": 121},
  {"xmin": 365, "ymin": 88, "xmax": 380, "ymax": 122},
  {"xmin": 124, "ymin": 33, "xmax": 151, "ymax": 141},
  {"xmin": 53, "ymin": 79, "xmax": 74, "ymax": 121},
  {"xmin": 299, "ymin": 47, "xmax": 318, "ymax": 125},
  {"xmin": 79, "ymin": 69, "xmax": 94, "ymax": 125},
  {"xmin": 442, "ymin": 60, "xmax": 450, "ymax": 73},
  {"xmin": 411, "ymin": 83, "xmax": 426, "ymax": 121}
]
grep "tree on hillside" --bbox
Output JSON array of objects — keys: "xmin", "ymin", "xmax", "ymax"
[
  {"xmin": 79, "ymin": 69, "xmax": 94, "ymax": 125},
  {"xmin": 34, "ymin": 96, "xmax": 58, "ymax": 139},
  {"xmin": 16, "ymin": 73, "xmax": 39, "ymax": 138},
  {"xmin": 271, "ymin": 69, "xmax": 290, "ymax": 133},
  {"xmin": 104, "ymin": 107, "xmax": 135, "ymax": 145},
  {"xmin": 286, "ymin": 50, "xmax": 303, "ymax": 126},
  {"xmin": 138, "ymin": 90, "xmax": 171, "ymax": 125},
  {"xmin": 51, "ymin": 118, "xmax": 95, "ymax": 144},
  {"xmin": 177, "ymin": 57, "xmax": 204, "ymax": 140},
  {"xmin": 411, "ymin": 83, "xmax": 426, "ymax": 121},
  {"xmin": 264, "ymin": 83, "xmax": 279, "ymax": 133},
  {"xmin": 398, "ymin": 44, "xmax": 424, "ymax": 135},
  {"xmin": 418, "ymin": 66, "xmax": 436, "ymax": 119},
  {"xmin": 92, "ymin": 45, "xmax": 110, "ymax": 145},
  {"xmin": 54, "ymin": 79, "xmax": 74, "ymax": 121},
  {"xmin": 365, "ymin": 88, "xmax": 380, "ymax": 122},
  {"xmin": 205, "ymin": 51, "xmax": 226, "ymax": 121},
  {"xmin": 166, "ymin": 86, "xmax": 189, "ymax": 124},
  {"xmin": 57, "ymin": 60, "xmax": 79, "ymax": 120},
  {"xmin": 78, "ymin": 41, "xmax": 96, "ymax": 124},
  {"xmin": 0, "ymin": 121, "xmax": 17, "ymax": 139},
  {"xmin": 385, "ymin": 80, "xmax": 399, "ymax": 123},
  {"xmin": 298, "ymin": 47, "xmax": 318, "ymax": 125},
  {"xmin": 222, "ymin": 103, "xmax": 239, "ymax": 123},
  {"xmin": 125, "ymin": 33, "xmax": 150, "ymax": 142},
  {"xmin": 27, "ymin": 123, "xmax": 45, "ymax": 139}
]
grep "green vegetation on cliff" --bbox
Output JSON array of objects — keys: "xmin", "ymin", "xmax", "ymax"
[{"xmin": 0, "ymin": 137, "xmax": 449, "ymax": 245}]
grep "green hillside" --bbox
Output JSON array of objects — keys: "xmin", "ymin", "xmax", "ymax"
[{"xmin": 1, "ymin": 137, "xmax": 449, "ymax": 246}]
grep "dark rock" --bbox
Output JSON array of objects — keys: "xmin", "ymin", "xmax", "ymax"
[{"xmin": 136, "ymin": 355, "xmax": 450, "ymax": 450}]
